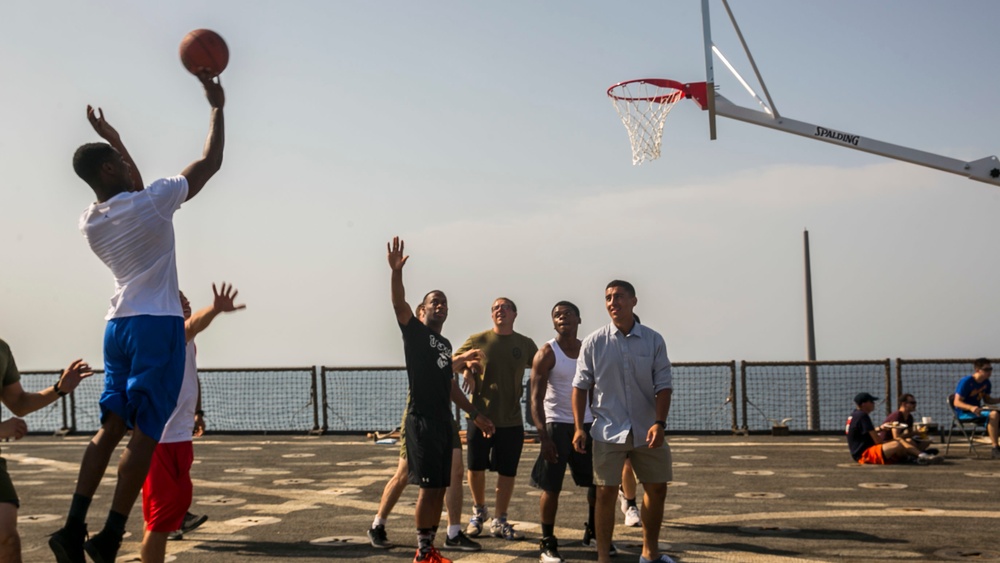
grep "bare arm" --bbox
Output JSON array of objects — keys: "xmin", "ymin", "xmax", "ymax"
[
  {"xmin": 450, "ymin": 380, "xmax": 494, "ymax": 438},
  {"xmin": 646, "ymin": 388, "xmax": 672, "ymax": 448},
  {"xmin": 181, "ymin": 73, "xmax": 226, "ymax": 201},
  {"xmin": 387, "ymin": 237, "xmax": 413, "ymax": 325},
  {"xmin": 954, "ymin": 394, "xmax": 984, "ymax": 415},
  {"xmin": 185, "ymin": 282, "xmax": 246, "ymax": 342},
  {"xmin": 531, "ymin": 345, "xmax": 558, "ymax": 463},
  {"xmin": 1, "ymin": 359, "xmax": 93, "ymax": 417},
  {"xmin": 86, "ymin": 106, "xmax": 143, "ymax": 190},
  {"xmin": 571, "ymin": 386, "xmax": 589, "ymax": 454}
]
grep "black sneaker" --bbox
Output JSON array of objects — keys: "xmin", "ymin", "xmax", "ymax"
[
  {"xmin": 167, "ymin": 529, "xmax": 184, "ymax": 541},
  {"xmin": 582, "ymin": 522, "xmax": 618, "ymax": 556},
  {"xmin": 444, "ymin": 530, "xmax": 481, "ymax": 551},
  {"xmin": 924, "ymin": 448, "xmax": 939, "ymax": 456},
  {"xmin": 48, "ymin": 524, "xmax": 87, "ymax": 563},
  {"xmin": 368, "ymin": 524, "xmax": 393, "ymax": 549},
  {"xmin": 539, "ymin": 535, "xmax": 564, "ymax": 563},
  {"xmin": 181, "ymin": 512, "xmax": 209, "ymax": 534},
  {"xmin": 83, "ymin": 529, "xmax": 122, "ymax": 563}
]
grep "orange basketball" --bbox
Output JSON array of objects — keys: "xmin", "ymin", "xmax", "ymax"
[{"xmin": 179, "ymin": 29, "xmax": 229, "ymax": 77}]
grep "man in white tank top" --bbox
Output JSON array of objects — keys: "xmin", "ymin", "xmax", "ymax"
[
  {"xmin": 140, "ymin": 284, "xmax": 245, "ymax": 563},
  {"xmin": 529, "ymin": 301, "xmax": 614, "ymax": 563}
]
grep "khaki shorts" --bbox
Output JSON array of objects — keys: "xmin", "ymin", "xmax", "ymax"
[{"xmin": 592, "ymin": 430, "xmax": 672, "ymax": 486}]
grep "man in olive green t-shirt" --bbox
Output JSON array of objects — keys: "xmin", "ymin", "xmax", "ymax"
[
  {"xmin": 0, "ymin": 338, "xmax": 92, "ymax": 563},
  {"xmin": 455, "ymin": 298, "xmax": 537, "ymax": 541}
]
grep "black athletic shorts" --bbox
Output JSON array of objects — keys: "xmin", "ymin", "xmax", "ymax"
[
  {"xmin": 0, "ymin": 458, "xmax": 19, "ymax": 508},
  {"xmin": 467, "ymin": 425, "xmax": 524, "ymax": 477},
  {"xmin": 530, "ymin": 422, "xmax": 593, "ymax": 493},
  {"xmin": 404, "ymin": 414, "xmax": 453, "ymax": 489}
]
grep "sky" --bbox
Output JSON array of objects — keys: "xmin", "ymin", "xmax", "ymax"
[{"xmin": 2, "ymin": 1, "xmax": 1000, "ymax": 370}]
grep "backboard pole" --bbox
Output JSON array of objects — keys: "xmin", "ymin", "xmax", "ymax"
[{"xmin": 701, "ymin": 0, "xmax": 717, "ymax": 140}]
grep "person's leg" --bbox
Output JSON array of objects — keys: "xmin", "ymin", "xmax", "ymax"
[
  {"xmin": 445, "ymin": 447, "xmax": 462, "ymax": 528},
  {"xmin": 140, "ymin": 530, "xmax": 168, "ymax": 563},
  {"xmin": 988, "ymin": 410, "xmax": 999, "ymax": 449},
  {"xmin": 621, "ymin": 458, "xmax": 637, "ymax": 500},
  {"xmin": 594, "ymin": 485, "xmax": 618, "ymax": 563},
  {"xmin": 110, "ymin": 425, "xmax": 159, "ymax": 516},
  {"xmin": 0, "ymin": 503, "xmax": 21, "ymax": 563},
  {"xmin": 492, "ymin": 426, "xmax": 524, "ymax": 521},
  {"xmin": 74, "ymin": 415, "xmax": 129, "ymax": 499},
  {"xmin": 377, "ymin": 458, "xmax": 410, "ymax": 521},
  {"xmin": 881, "ymin": 439, "xmax": 920, "ymax": 461},
  {"xmin": 639, "ymin": 482, "xmax": 667, "ymax": 561}
]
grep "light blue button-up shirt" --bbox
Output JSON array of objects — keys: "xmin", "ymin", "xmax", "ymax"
[{"xmin": 573, "ymin": 321, "xmax": 672, "ymax": 447}]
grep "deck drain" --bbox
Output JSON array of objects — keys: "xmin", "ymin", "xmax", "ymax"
[
  {"xmin": 319, "ymin": 487, "xmax": 362, "ymax": 496},
  {"xmin": 858, "ymin": 482, "xmax": 908, "ymax": 490},
  {"xmin": 886, "ymin": 507, "xmax": 944, "ymax": 515},
  {"xmin": 735, "ymin": 492, "xmax": 785, "ymax": 499},
  {"xmin": 223, "ymin": 516, "xmax": 281, "ymax": 526},
  {"xmin": 17, "ymin": 514, "xmax": 59, "ymax": 524},
  {"xmin": 274, "ymin": 478, "xmax": 315, "ymax": 485},
  {"xmin": 310, "ymin": 536, "xmax": 370, "ymax": 547},
  {"xmin": 733, "ymin": 470, "xmax": 774, "ymax": 476},
  {"xmin": 738, "ymin": 525, "xmax": 799, "ymax": 535},
  {"xmin": 197, "ymin": 497, "xmax": 246, "ymax": 506},
  {"xmin": 934, "ymin": 548, "xmax": 1000, "ymax": 560}
]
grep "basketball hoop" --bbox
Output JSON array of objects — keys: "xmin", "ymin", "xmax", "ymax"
[{"xmin": 608, "ymin": 79, "xmax": 690, "ymax": 165}]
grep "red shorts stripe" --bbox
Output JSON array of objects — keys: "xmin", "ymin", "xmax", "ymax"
[{"xmin": 142, "ymin": 441, "xmax": 194, "ymax": 532}]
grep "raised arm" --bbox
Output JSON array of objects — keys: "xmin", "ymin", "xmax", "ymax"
[
  {"xmin": 181, "ymin": 72, "xmax": 226, "ymax": 201},
  {"xmin": 1, "ymin": 359, "xmax": 93, "ymax": 418},
  {"xmin": 185, "ymin": 282, "xmax": 246, "ymax": 342},
  {"xmin": 388, "ymin": 237, "xmax": 414, "ymax": 326},
  {"xmin": 87, "ymin": 106, "xmax": 143, "ymax": 190}
]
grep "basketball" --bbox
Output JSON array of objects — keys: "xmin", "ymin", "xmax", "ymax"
[{"xmin": 179, "ymin": 29, "xmax": 229, "ymax": 77}]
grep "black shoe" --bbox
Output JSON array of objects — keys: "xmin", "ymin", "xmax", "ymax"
[
  {"xmin": 180, "ymin": 512, "xmax": 209, "ymax": 534},
  {"xmin": 444, "ymin": 530, "xmax": 481, "ymax": 551},
  {"xmin": 540, "ymin": 535, "xmax": 564, "ymax": 562},
  {"xmin": 582, "ymin": 522, "xmax": 594, "ymax": 546},
  {"xmin": 924, "ymin": 447, "xmax": 940, "ymax": 456},
  {"xmin": 167, "ymin": 529, "xmax": 184, "ymax": 541},
  {"xmin": 368, "ymin": 524, "xmax": 393, "ymax": 549},
  {"xmin": 83, "ymin": 529, "xmax": 122, "ymax": 563},
  {"xmin": 48, "ymin": 524, "xmax": 87, "ymax": 563}
]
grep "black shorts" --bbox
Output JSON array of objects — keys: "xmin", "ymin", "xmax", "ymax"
[
  {"xmin": 0, "ymin": 458, "xmax": 19, "ymax": 508},
  {"xmin": 530, "ymin": 422, "xmax": 593, "ymax": 493},
  {"xmin": 404, "ymin": 414, "xmax": 453, "ymax": 489},
  {"xmin": 467, "ymin": 425, "xmax": 524, "ymax": 477}
]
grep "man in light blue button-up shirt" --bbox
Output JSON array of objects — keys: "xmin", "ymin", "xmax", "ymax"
[{"xmin": 572, "ymin": 280, "xmax": 676, "ymax": 563}]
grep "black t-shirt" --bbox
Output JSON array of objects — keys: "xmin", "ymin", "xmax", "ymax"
[
  {"xmin": 400, "ymin": 316, "xmax": 452, "ymax": 422},
  {"xmin": 845, "ymin": 408, "xmax": 876, "ymax": 461}
]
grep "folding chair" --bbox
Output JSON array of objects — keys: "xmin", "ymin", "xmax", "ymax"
[{"xmin": 945, "ymin": 393, "xmax": 988, "ymax": 456}]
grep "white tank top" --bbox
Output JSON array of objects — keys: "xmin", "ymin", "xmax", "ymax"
[{"xmin": 543, "ymin": 338, "xmax": 593, "ymax": 425}]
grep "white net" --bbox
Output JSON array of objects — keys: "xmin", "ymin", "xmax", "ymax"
[{"xmin": 609, "ymin": 80, "xmax": 685, "ymax": 165}]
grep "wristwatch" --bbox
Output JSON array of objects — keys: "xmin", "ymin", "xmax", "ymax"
[
  {"xmin": 655, "ymin": 420, "xmax": 667, "ymax": 430},
  {"xmin": 53, "ymin": 381, "xmax": 68, "ymax": 397}
]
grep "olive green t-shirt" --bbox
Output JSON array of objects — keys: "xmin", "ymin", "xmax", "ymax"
[
  {"xmin": 456, "ymin": 330, "xmax": 537, "ymax": 427},
  {"xmin": 0, "ymin": 339, "xmax": 21, "ymax": 389},
  {"xmin": 0, "ymin": 338, "xmax": 22, "ymax": 462}
]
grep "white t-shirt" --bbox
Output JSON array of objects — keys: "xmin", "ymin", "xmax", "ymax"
[
  {"xmin": 160, "ymin": 340, "xmax": 198, "ymax": 444},
  {"xmin": 543, "ymin": 339, "xmax": 593, "ymax": 425},
  {"xmin": 79, "ymin": 176, "xmax": 189, "ymax": 320}
]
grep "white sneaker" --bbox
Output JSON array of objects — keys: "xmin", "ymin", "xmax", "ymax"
[
  {"xmin": 624, "ymin": 505, "xmax": 641, "ymax": 527},
  {"xmin": 617, "ymin": 487, "xmax": 628, "ymax": 516}
]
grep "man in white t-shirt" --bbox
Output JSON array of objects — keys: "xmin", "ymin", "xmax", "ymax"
[
  {"xmin": 141, "ymin": 284, "xmax": 244, "ymax": 563},
  {"xmin": 50, "ymin": 72, "xmax": 226, "ymax": 563}
]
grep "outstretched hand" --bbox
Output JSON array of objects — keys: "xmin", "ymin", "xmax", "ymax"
[
  {"xmin": 198, "ymin": 72, "xmax": 225, "ymax": 109},
  {"xmin": 56, "ymin": 359, "xmax": 94, "ymax": 395},
  {"xmin": 212, "ymin": 282, "xmax": 246, "ymax": 314},
  {"xmin": 387, "ymin": 237, "xmax": 409, "ymax": 271},
  {"xmin": 86, "ymin": 105, "xmax": 122, "ymax": 144}
]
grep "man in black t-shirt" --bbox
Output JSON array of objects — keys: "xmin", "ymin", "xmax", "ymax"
[
  {"xmin": 388, "ymin": 237, "xmax": 493, "ymax": 563},
  {"xmin": 845, "ymin": 392, "xmax": 922, "ymax": 465}
]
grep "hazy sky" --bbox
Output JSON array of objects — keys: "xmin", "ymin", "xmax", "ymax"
[{"xmin": 2, "ymin": 1, "xmax": 999, "ymax": 370}]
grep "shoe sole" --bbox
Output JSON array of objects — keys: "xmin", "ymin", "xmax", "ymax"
[
  {"xmin": 443, "ymin": 543, "xmax": 481, "ymax": 552},
  {"xmin": 181, "ymin": 515, "xmax": 209, "ymax": 534},
  {"xmin": 83, "ymin": 543, "xmax": 115, "ymax": 563},
  {"xmin": 48, "ymin": 538, "xmax": 82, "ymax": 563}
]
